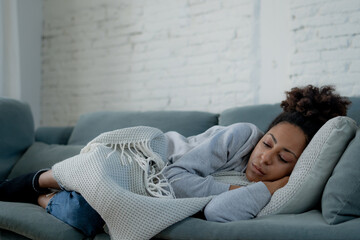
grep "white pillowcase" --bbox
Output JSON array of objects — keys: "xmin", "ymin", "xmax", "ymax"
[{"xmin": 258, "ymin": 116, "xmax": 357, "ymax": 216}]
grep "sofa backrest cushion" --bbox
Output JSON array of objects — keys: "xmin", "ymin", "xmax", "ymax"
[
  {"xmin": 8, "ymin": 142, "xmax": 83, "ymax": 179},
  {"xmin": 0, "ymin": 98, "xmax": 34, "ymax": 180},
  {"xmin": 219, "ymin": 97, "xmax": 360, "ymax": 132},
  {"xmin": 35, "ymin": 126, "xmax": 74, "ymax": 145},
  {"xmin": 67, "ymin": 111, "xmax": 218, "ymax": 145},
  {"xmin": 321, "ymin": 128, "xmax": 360, "ymax": 224},
  {"xmin": 347, "ymin": 97, "xmax": 360, "ymax": 125},
  {"xmin": 219, "ymin": 103, "xmax": 282, "ymax": 132},
  {"xmin": 258, "ymin": 116, "xmax": 358, "ymax": 216}
]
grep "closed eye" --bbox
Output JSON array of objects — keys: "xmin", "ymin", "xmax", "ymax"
[
  {"xmin": 263, "ymin": 142, "xmax": 271, "ymax": 148},
  {"xmin": 279, "ymin": 156, "xmax": 288, "ymax": 163}
]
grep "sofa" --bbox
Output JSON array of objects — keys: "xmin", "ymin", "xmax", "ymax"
[{"xmin": 0, "ymin": 96, "xmax": 360, "ymax": 240}]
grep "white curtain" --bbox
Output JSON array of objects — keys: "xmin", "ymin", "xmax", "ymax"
[
  {"xmin": 0, "ymin": 0, "xmax": 21, "ymax": 99},
  {"xmin": 0, "ymin": 0, "xmax": 42, "ymax": 128}
]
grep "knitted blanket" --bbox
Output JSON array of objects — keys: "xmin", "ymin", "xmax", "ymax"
[{"xmin": 52, "ymin": 126, "xmax": 212, "ymax": 240}]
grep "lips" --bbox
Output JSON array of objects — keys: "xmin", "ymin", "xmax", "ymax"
[{"xmin": 252, "ymin": 163, "xmax": 265, "ymax": 175}]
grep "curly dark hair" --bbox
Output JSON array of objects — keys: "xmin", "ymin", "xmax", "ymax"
[{"xmin": 268, "ymin": 85, "xmax": 351, "ymax": 143}]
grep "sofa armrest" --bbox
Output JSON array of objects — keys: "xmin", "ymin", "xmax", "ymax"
[
  {"xmin": 0, "ymin": 98, "xmax": 34, "ymax": 180},
  {"xmin": 35, "ymin": 126, "xmax": 74, "ymax": 145}
]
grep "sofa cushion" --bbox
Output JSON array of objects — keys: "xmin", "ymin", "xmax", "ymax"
[
  {"xmin": 68, "ymin": 111, "xmax": 219, "ymax": 145},
  {"xmin": 258, "ymin": 116, "xmax": 357, "ymax": 216},
  {"xmin": 8, "ymin": 142, "xmax": 83, "ymax": 179},
  {"xmin": 219, "ymin": 104, "xmax": 282, "ymax": 132},
  {"xmin": 347, "ymin": 97, "xmax": 360, "ymax": 125},
  {"xmin": 0, "ymin": 201, "xmax": 85, "ymax": 240},
  {"xmin": 0, "ymin": 98, "xmax": 34, "ymax": 180},
  {"xmin": 322, "ymin": 128, "xmax": 360, "ymax": 224},
  {"xmin": 35, "ymin": 126, "xmax": 74, "ymax": 145},
  {"xmin": 0, "ymin": 230, "xmax": 30, "ymax": 240},
  {"xmin": 157, "ymin": 210, "xmax": 360, "ymax": 240}
]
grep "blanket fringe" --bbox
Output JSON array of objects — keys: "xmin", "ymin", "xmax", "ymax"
[{"xmin": 81, "ymin": 139, "xmax": 174, "ymax": 199}]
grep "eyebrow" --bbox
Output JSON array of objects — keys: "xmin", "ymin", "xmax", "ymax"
[{"xmin": 268, "ymin": 133, "xmax": 299, "ymax": 159}]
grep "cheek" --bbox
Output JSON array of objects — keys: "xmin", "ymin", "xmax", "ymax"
[
  {"xmin": 287, "ymin": 163, "xmax": 297, "ymax": 174},
  {"xmin": 248, "ymin": 150, "xmax": 259, "ymax": 165},
  {"xmin": 273, "ymin": 164, "xmax": 296, "ymax": 178},
  {"xmin": 250, "ymin": 144, "xmax": 262, "ymax": 159}
]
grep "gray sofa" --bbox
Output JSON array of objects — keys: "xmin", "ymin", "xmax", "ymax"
[{"xmin": 0, "ymin": 97, "xmax": 360, "ymax": 240}]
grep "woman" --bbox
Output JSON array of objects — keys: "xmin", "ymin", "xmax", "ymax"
[{"xmin": 0, "ymin": 85, "xmax": 351, "ymax": 236}]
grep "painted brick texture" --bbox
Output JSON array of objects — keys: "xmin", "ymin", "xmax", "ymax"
[
  {"xmin": 42, "ymin": 0, "xmax": 257, "ymax": 126},
  {"xmin": 41, "ymin": 0, "xmax": 360, "ymax": 126},
  {"xmin": 289, "ymin": 0, "xmax": 360, "ymax": 94}
]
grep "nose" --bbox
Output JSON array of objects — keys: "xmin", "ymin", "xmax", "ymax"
[{"xmin": 260, "ymin": 150, "xmax": 274, "ymax": 165}]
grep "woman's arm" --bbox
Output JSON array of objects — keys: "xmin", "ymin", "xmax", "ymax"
[
  {"xmin": 263, "ymin": 176, "xmax": 289, "ymax": 195},
  {"xmin": 204, "ymin": 176, "xmax": 289, "ymax": 222},
  {"xmin": 163, "ymin": 124, "xmax": 261, "ymax": 198},
  {"xmin": 204, "ymin": 182, "xmax": 271, "ymax": 222},
  {"xmin": 163, "ymin": 129, "xmax": 236, "ymax": 198}
]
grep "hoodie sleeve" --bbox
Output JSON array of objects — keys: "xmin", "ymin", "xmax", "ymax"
[
  {"xmin": 204, "ymin": 182, "xmax": 271, "ymax": 222},
  {"xmin": 163, "ymin": 123, "xmax": 262, "ymax": 198}
]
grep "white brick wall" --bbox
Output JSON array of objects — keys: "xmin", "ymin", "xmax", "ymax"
[
  {"xmin": 41, "ymin": 0, "xmax": 360, "ymax": 126},
  {"xmin": 42, "ymin": 0, "xmax": 257, "ymax": 126},
  {"xmin": 289, "ymin": 0, "xmax": 360, "ymax": 95}
]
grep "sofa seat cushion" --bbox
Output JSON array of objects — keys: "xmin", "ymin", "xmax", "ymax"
[
  {"xmin": 322, "ymin": 128, "xmax": 360, "ymax": 224},
  {"xmin": 8, "ymin": 142, "xmax": 83, "ymax": 179},
  {"xmin": 67, "ymin": 111, "xmax": 219, "ymax": 145},
  {"xmin": 0, "ymin": 201, "xmax": 85, "ymax": 240},
  {"xmin": 93, "ymin": 232, "xmax": 110, "ymax": 240},
  {"xmin": 156, "ymin": 210, "xmax": 360, "ymax": 240},
  {"xmin": 258, "ymin": 116, "xmax": 357, "ymax": 216},
  {"xmin": 0, "ymin": 229, "xmax": 31, "ymax": 240}
]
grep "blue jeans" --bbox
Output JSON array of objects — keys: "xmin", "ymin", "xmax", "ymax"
[{"xmin": 46, "ymin": 191, "xmax": 105, "ymax": 237}]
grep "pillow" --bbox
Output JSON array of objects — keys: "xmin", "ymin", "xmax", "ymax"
[
  {"xmin": 322, "ymin": 128, "xmax": 360, "ymax": 224},
  {"xmin": 258, "ymin": 116, "xmax": 357, "ymax": 216},
  {"xmin": 8, "ymin": 142, "xmax": 83, "ymax": 179}
]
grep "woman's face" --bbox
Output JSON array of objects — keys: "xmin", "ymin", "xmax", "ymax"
[{"xmin": 246, "ymin": 122, "xmax": 307, "ymax": 182}]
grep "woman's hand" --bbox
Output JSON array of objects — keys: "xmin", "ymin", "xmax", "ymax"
[
  {"xmin": 229, "ymin": 185, "xmax": 241, "ymax": 190},
  {"xmin": 263, "ymin": 176, "xmax": 289, "ymax": 195}
]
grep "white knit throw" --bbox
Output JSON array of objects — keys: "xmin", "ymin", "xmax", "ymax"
[{"xmin": 52, "ymin": 126, "xmax": 212, "ymax": 240}]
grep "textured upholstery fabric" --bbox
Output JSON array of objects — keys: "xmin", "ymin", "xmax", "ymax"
[
  {"xmin": 0, "ymin": 229, "xmax": 31, "ymax": 240},
  {"xmin": 93, "ymin": 232, "xmax": 110, "ymax": 240},
  {"xmin": 347, "ymin": 97, "xmax": 360, "ymax": 125},
  {"xmin": 219, "ymin": 97, "xmax": 360, "ymax": 132},
  {"xmin": 35, "ymin": 127, "xmax": 74, "ymax": 145},
  {"xmin": 67, "ymin": 111, "xmax": 219, "ymax": 145},
  {"xmin": 157, "ymin": 210, "xmax": 360, "ymax": 240},
  {"xmin": 322, "ymin": 128, "xmax": 360, "ymax": 224},
  {"xmin": 0, "ymin": 98, "xmax": 34, "ymax": 180},
  {"xmin": 258, "ymin": 116, "xmax": 357, "ymax": 216},
  {"xmin": 219, "ymin": 103, "xmax": 282, "ymax": 132},
  {"xmin": 7, "ymin": 142, "xmax": 83, "ymax": 179},
  {"xmin": 0, "ymin": 201, "xmax": 85, "ymax": 240}
]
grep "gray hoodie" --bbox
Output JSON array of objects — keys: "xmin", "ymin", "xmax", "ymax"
[{"xmin": 163, "ymin": 123, "xmax": 272, "ymax": 222}]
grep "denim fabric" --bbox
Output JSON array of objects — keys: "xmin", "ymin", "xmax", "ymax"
[{"xmin": 46, "ymin": 191, "xmax": 104, "ymax": 237}]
